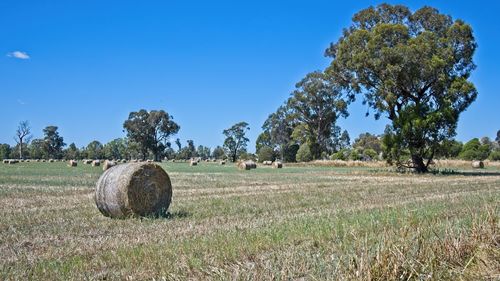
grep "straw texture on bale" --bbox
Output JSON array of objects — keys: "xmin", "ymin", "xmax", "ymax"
[
  {"xmin": 68, "ymin": 160, "xmax": 77, "ymax": 167},
  {"xmin": 95, "ymin": 163, "xmax": 172, "ymax": 218},
  {"xmin": 272, "ymin": 161, "xmax": 283, "ymax": 168},
  {"xmin": 92, "ymin": 160, "xmax": 101, "ymax": 167},
  {"xmin": 103, "ymin": 160, "xmax": 116, "ymax": 171},
  {"xmin": 472, "ymin": 161, "xmax": 484, "ymax": 169},
  {"xmin": 238, "ymin": 160, "xmax": 257, "ymax": 170}
]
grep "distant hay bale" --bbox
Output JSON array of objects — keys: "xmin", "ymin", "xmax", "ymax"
[
  {"xmin": 220, "ymin": 160, "xmax": 226, "ymax": 165},
  {"xmin": 472, "ymin": 161, "xmax": 484, "ymax": 169},
  {"xmin": 190, "ymin": 160, "xmax": 198, "ymax": 166},
  {"xmin": 92, "ymin": 160, "xmax": 101, "ymax": 167},
  {"xmin": 121, "ymin": 159, "xmax": 127, "ymax": 163},
  {"xmin": 8, "ymin": 159, "xmax": 19, "ymax": 164},
  {"xmin": 49, "ymin": 159, "xmax": 55, "ymax": 163},
  {"xmin": 146, "ymin": 159, "xmax": 153, "ymax": 163},
  {"xmin": 3, "ymin": 159, "xmax": 9, "ymax": 164},
  {"xmin": 84, "ymin": 159, "xmax": 92, "ymax": 164},
  {"xmin": 238, "ymin": 160, "xmax": 257, "ymax": 170},
  {"xmin": 103, "ymin": 160, "xmax": 116, "ymax": 171},
  {"xmin": 263, "ymin": 160, "xmax": 272, "ymax": 165},
  {"xmin": 272, "ymin": 161, "xmax": 283, "ymax": 169},
  {"xmin": 36, "ymin": 159, "xmax": 40, "ymax": 162},
  {"xmin": 68, "ymin": 160, "xmax": 77, "ymax": 167},
  {"xmin": 25, "ymin": 159, "xmax": 30, "ymax": 163},
  {"xmin": 95, "ymin": 163, "xmax": 172, "ymax": 218},
  {"xmin": 42, "ymin": 159, "xmax": 46, "ymax": 162}
]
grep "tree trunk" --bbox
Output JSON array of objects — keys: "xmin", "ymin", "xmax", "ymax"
[
  {"xmin": 411, "ymin": 154, "xmax": 428, "ymax": 173},
  {"xmin": 19, "ymin": 139, "xmax": 23, "ymax": 159}
]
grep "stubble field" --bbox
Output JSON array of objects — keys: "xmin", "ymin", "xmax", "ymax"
[{"xmin": 0, "ymin": 161, "xmax": 499, "ymax": 280}]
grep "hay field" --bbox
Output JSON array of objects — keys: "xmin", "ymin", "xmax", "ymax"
[{"xmin": 1, "ymin": 162, "xmax": 499, "ymax": 280}]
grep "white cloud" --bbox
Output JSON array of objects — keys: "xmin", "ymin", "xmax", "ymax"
[{"xmin": 7, "ymin": 51, "xmax": 30, "ymax": 59}]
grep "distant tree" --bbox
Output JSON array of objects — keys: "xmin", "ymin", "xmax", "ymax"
[
  {"xmin": 85, "ymin": 140, "xmax": 104, "ymax": 159},
  {"xmin": 296, "ymin": 143, "xmax": 313, "ymax": 162},
  {"xmin": 104, "ymin": 138, "xmax": 127, "ymax": 160},
  {"xmin": 64, "ymin": 143, "xmax": 80, "ymax": 160},
  {"xmin": 197, "ymin": 145, "xmax": 211, "ymax": 159},
  {"xmin": 29, "ymin": 139, "xmax": 45, "ymax": 159},
  {"xmin": 283, "ymin": 144, "xmax": 300, "ymax": 162},
  {"xmin": 435, "ymin": 140, "xmax": 463, "ymax": 159},
  {"xmin": 459, "ymin": 138, "xmax": 490, "ymax": 160},
  {"xmin": 257, "ymin": 146, "xmax": 275, "ymax": 162},
  {"xmin": 261, "ymin": 105, "xmax": 296, "ymax": 160},
  {"xmin": 255, "ymin": 131, "xmax": 272, "ymax": 155},
  {"xmin": 123, "ymin": 109, "xmax": 180, "ymax": 161},
  {"xmin": 175, "ymin": 138, "xmax": 182, "ymax": 151},
  {"xmin": 42, "ymin": 126, "xmax": 65, "ymax": 159},
  {"xmin": 496, "ymin": 130, "xmax": 500, "ymax": 145},
  {"xmin": 287, "ymin": 71, "xmax": 349, "ymax": 159},
  {"xmin": 14, "ymin": 120, "xmax": 32, "ymax": 159},
  {"xmin": 212, "ymin": 146, "xmax": 225, "ymax": 159},
  {"xmin": 186, "ymin": 140, "xmax": 196, "ymax": 158},
  {"xmin": 326, "ymin": 4, "xmax": 478, "ymax": 172},
  {"xmin": 223, "ymin": 122, "xmax": 250, "ymax": 162},
  {"xmin": 353, "ymin": 133, "xmax": 382, "ymax": 154},
  {"xmin": 0, "ymin": 143, "xmax": 11, "ymax": 160}
]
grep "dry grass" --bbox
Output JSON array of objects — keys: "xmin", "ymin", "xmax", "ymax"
[{"xmin": 0, "ymin": 161, "xmax": 499, "ymax": 280}]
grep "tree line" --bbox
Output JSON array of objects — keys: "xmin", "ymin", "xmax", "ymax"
[{"xmin": 1, "ymin": 4, "xmax": 496, "ymax": 173}]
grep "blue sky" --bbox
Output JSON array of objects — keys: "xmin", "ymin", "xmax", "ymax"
[{"xmin": 1, "ymin": 0, "xmax": 499, "ymax": 152}]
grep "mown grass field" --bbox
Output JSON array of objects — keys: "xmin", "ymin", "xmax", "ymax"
[{"xmin": 1, "ymin": 161, "xmax": 499, "ymax": 280}]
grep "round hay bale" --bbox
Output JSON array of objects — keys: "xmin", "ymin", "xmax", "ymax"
[
  {"xmin": 263, "ymin": 160, "xmax": 272, "ymax": 165},
  {"xmin": 472, "ymin": 161, "xmax": 484, "ymax": 169},
  {"xmin": 8, "ymin": 159, "xmax": 19, "ymax": 164},
  {"xmin": 272, "ymin": 161, "xmax": 283, "ymax": 169},
  {"xmin": 92, "ymin": 160, "xmax": 101, "ymax": 167},
  {"xmin": 68, "ymin": 160, "xmax": 78, "ymax": 167},
  {"xmin": 2, "ymin": 159, "xmax": 8, "ymax": 164},
  {"xmin": 95, "ymin": 163, "xmax": 172, "ymax": 218},
  {"xmin": 103, "ymin": 160, "xmax": 116, "ymax": 171},
  {"xmin": 121, "ymin": 159, "xmax": 127, "ymax": 163},
  {"xmin": 238, "ymin": 160, "xmax": 256, "ymax": 170},
  {"xmin": 220, "ymin": 160, "xmax": 226, "ymax": 165},
  {"xmin": 42, "ymin": 159, "xmax": 46, "ymax": 162},
  {"xmin": 190, "ymin": 160, "xmax": 198, "ymax": 166},
  {"xmin": 49, "ymin": 159, "xmax": 55, "ymax": 163}
]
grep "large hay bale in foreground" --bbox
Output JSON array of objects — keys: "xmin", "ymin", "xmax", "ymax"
[
  {"xmin": 68, "ymin": 160, "xmax": 77, "ymax": 167},
  {"xmin": 472, "ymin": 161, "xmax": 484, "ymax": 169},
  {"xmin": 103, "ymin": 160, "xmax": 116, "ymax": 171},
  {"xmin": 238, "ymin": 160, "xmax": 257, "ymax": 170},
  {"xmin": 92, "ymin": 160, "xmax": 101, "ymax": 167},
  {"xmin": 95, "ymin": 163, "xmax": 172, "ymax": 218},
  {"xmin": 272, "ymin": 161, "xmax": 283, "ymax": 168}
]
